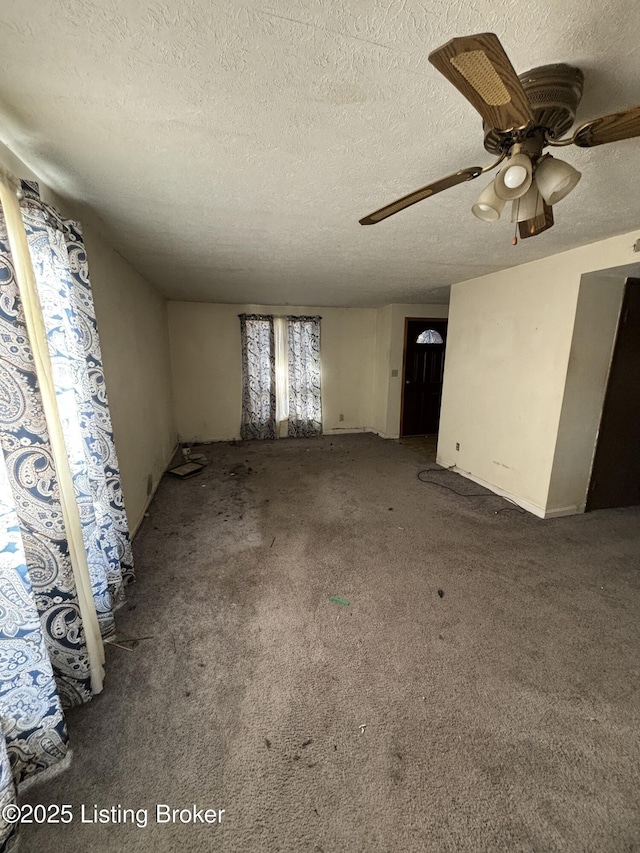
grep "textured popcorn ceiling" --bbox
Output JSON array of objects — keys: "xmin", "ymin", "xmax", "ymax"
[{"xmin": 0, "ymin": 0, "xmax": 639, "ymax": 306}]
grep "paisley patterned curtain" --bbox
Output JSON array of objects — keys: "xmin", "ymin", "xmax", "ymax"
[
  {"xmin": 20, "ymin": 181, "xmax": 134, "ymax": 632},
  {"xmin": 0, "ymin": 449, "xmax": 71, "ymax": 853},
  {"xmin": 239, "ymin": 314, "xmax": 276, "ymax": 440},
  {"xmin": 287, "ymin": 316, "xmax": 322, "ymax": 437},
  {"xmin": 0, "ymin": 177, "xmax": 132, "ymax": 851}
]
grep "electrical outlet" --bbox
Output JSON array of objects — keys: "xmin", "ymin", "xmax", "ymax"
[
  {"xmin": 391, "ymin": 369, "xmax": 398, "ymax": 377},
  {"xmin": 456, "ymin": 442, "xmax": 460, "ymax": 451},
  {"xmin": 339, "ymin": 414, "xmax": 344, "ymax": 422}
]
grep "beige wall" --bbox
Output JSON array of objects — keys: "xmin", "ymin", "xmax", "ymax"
[
  {"xmin": 82, "ymin": 233, "xmax": 177, "ymax": 532},
  {"xmin": 437, "ymin": 230, "xmax": 640, "ymax": 517},
  {"xmin": 168, "ymin": 302, "xmax": 377, "ymax": 441},
  {"xmin": 372, "ymin": 305, "xmax": 393, "ymax": 435},
  {"xmin": 0, "ymin": 142, "xmax": 176, "ymax": 532}
]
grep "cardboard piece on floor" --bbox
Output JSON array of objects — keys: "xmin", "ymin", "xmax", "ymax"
[{"xmin": 167, "ymin": 462, "xmax": 205, "ymax": 479}]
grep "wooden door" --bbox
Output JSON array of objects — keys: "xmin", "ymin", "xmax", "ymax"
[
  {"xmin": 401, "ymin": 319, "xmax": 448, "ymax": 436},
  {"xmin": 587, "ymin": 279, "xmax": 640, "ymax": 510}
]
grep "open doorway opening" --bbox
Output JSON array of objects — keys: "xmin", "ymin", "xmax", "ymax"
[
  {"xmin": 587, "ymin": 278, "xmax": 640, "ymax": 510},
  {"xmin": 400, "ymin": 318, "xmax": 448, "ymax": 437}
]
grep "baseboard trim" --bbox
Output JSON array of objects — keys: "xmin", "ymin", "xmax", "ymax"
[
  {"xmin": 322, "ymin": 427, "xmax": 372, "ymax": 435},
  {"xmin": 436, "ymin": 463, "xmax": 584, "ymax": 519},
  {"xmin": 435, "ymin": 460, "xmax": 548, "ymax": 518},
  {"xmin": 369, "ymin": 429, "xmax": 397, "ymax": 439},
  {"xmin": 178, "ymin": 429, "xmax": 401, "ymax": 442},
  {"xmin": 542, "ymin": 504, "xmax": 583, "ymax": 519},
  {"xmin": 131, "ymin": 442, "xmax": 180, "ymax": 537}
]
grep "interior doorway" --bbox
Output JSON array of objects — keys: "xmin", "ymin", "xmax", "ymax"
[
  {"xmin": 400, "ymin": 318, "xmax": 448, "ymax": 437},
  {"xmin": 587, "ymin": 278, "xmax": 640, "ymax": 510}
]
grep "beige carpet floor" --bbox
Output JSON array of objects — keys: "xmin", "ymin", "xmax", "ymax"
[{"xmin": 20, "ymin": 434, "xmax": 640, "ymax": 852}]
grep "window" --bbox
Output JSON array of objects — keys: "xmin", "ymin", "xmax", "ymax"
[
  {"xmin": 239, "ymin": 314, "xmax": 322, "ymax": 439},
  {"xmin": 416, "ymin": 329, "xmax": 444, "ymax": 345}
]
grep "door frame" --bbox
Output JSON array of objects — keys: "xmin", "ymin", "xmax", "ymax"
[{"xmin": 399, "ymin": 317, "xmax": 448, "ymax": 438}]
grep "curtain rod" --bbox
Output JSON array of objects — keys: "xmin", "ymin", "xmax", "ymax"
[{"xmin": 238, "ymin": 313, "xmax": 322, "ymax": 319}]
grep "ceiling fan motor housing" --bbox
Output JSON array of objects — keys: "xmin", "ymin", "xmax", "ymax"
[{"xmin": 483, "ymin": 63, "xmax": 584, "ymax": 154}]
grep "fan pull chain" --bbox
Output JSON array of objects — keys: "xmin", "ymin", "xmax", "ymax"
[{"xmin": 512, "ymin": 198, "xmax": 519, "ymax": 245}]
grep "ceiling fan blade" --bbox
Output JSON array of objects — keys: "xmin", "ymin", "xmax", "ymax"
[
  {"xmin": 359, "ymin": 166, "xmax": 483, "ymax": 225},
  {"xmin": 428, "ymin": 33, "xmax": 533, "ymax": 132},
  {"xmin": 573, "ymin": 105, "xmax": 640, "ymax": 147}
]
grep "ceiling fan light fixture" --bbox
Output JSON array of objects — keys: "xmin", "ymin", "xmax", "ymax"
[
  {"xmin": 534, "ymin": 154, "xmax": 581, "ymax": 205},
  {"xmin": 471, "ymin": 179, "xmax": 506, "ymax": 222},
  {"xmin": 362, "ymin": 33, "xmax": 640, "ymax": 238},
  {"xmin": 494, "ymin": 151, "xmax": 533, "ymax": 200}
]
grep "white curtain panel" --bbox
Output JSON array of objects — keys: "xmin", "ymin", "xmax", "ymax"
[
  {"xmin": 287, "ymin": 316, "xmax": 322, "ymax": 437},
  {"xmin": 239, "ymin": 314, "xmax": 276, "ymax": 440}
]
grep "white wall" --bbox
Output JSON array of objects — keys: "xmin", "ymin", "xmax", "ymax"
[
  {"xmin": 437, "ymin": 230, "xmax": 640, "ymax": 517},
  {"xmin": 0, "ymin": 142, "xmax": 177, "ymax": 532},
  {"xmin": 168, "ymin": 302, "xmax": 377, "ymax": 441}
]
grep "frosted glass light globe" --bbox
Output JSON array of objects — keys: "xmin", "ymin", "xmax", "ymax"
[
  {"xmin": 535, "ymin": 155, "xmax": 582, "ymax": 205},
  {"xmin": 494, "ymin": 153, "xmax": 533, "ymax": 200},
  {"xmin": 471, "ymin": 179, "xmax": 505, "ymax": 222},
  {"xmin": 475, "ymin": 203, "xmax": 498, "ymax": 220},
  {"xmin": 503, "ymin": 165, "xmax": 528, "ymax": 188}
]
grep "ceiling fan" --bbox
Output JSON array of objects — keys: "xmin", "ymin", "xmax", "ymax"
[{"xmin": 359, "ymin": 33, "xmax": 640, "ymax": 241}]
